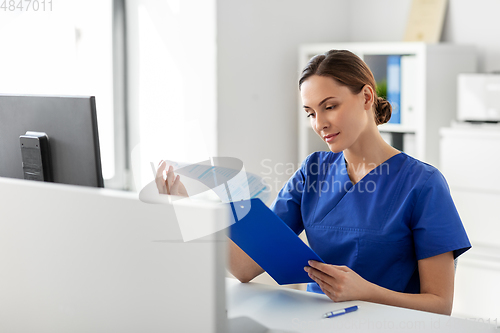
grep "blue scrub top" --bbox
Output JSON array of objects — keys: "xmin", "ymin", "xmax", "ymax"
[{"xmin": 270, "ymin": 151, "xmax": 471, "ymax": 294}]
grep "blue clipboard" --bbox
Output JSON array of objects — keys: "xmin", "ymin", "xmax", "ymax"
[{"xmin": 228, "ymin": 198, "xmax": 324, "ymax": 285}]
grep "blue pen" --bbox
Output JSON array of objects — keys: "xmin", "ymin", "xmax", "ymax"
[{"xmin": 323, "ymin": 305, "xmax": 358, "ymax": 318}]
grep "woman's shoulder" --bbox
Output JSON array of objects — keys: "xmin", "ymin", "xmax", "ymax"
[
  {"xmin": 399, "ymin": 153, "xmax": 448, "ymax": 189},
  {"xmin": 402, "ymin": 153, "xmax": 438, "ymax": 174}
]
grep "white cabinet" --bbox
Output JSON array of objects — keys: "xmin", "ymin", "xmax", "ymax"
[
  {"xmin": 298, "ymin": 42, "xmax": 476, "ymax": 168},
  {"xmin": 440, "ymin": 123, "xmax": 500, "ymax": 321}
]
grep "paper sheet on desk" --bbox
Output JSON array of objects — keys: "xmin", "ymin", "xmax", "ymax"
[{"xmin": 162, "ymin": 158, "xmax": 271, "ymax": 204}]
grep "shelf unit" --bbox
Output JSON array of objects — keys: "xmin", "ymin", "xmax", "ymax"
[{"xmin": 298, "ymin": 42, "xmax": 476, "ymax": 168}]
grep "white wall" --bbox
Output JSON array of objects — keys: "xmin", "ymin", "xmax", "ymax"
[
  {"xmin": 441, "ymin": 0, "xmax": 500, "ymax": 72},
  {"xmin": 217, "ymin": 0, "xmax": 350, "ymax": 202},
  {"xmin": 349, "ymin": 0, "xmax": 500, "ymax": 73},
  {"xmin": 347, "ymin": 0, "xmax": 413, "ymax": 42}
]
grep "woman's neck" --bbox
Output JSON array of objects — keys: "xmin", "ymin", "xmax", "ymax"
[{"xmin": 343, "ymin": 126, "xmax": 400, "ymax": 184}]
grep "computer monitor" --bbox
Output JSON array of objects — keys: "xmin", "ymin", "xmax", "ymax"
[
  {"xmin": 0, "ymin": 177, "xmax": 228, "ymax": 332},
  {"xmin": 0, "ymin": 94, "xmax": 104, "ymax": 187}
]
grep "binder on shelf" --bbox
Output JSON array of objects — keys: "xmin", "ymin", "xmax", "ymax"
[
  {"xmin": 228, "ymin": 198, "xmax": 325, "ymax": 285},
  {"xmin": 387, "ymin": 55, "xmax": 401, "ymax": 124}
]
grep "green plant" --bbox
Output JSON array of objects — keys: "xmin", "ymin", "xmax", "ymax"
[{"xmin": 376, "ymin": 79, "xmax": 387, "ymax": 99}]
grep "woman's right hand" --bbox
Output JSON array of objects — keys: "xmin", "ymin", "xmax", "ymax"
[{"xmin": 155, "ymin": 160, "xmax": 189, "ymax": 197}]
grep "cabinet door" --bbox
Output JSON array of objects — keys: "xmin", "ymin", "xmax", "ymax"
[
  {"xmin": 440, "ymin": 128, "xmax": 500, "ymax": 192},
  {"xmin": 441, "ymin": 126, "xmax": 500, "ymax": 321}
]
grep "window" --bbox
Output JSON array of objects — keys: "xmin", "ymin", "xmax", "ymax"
[
  {"xmin": 127, "ymin": 0, "xmax": 217, "ymax": 191},
  {"xmin": 0, "ymin": 1, "xmax": 115, "ymax": 180}
]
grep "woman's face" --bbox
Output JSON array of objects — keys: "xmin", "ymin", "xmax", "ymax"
[{"xmin": 300, "ymin": 75, "xmax": 373, "ymax": 153}]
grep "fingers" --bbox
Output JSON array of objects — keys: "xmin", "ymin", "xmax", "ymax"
[
  {"xmin": 157, "ymin": 160, "xmax": 167, "ymax": 172},
  {"xmin": 308, "ymin": 261, "xmax": 350, "ymax": 276},
  {"xmin": 155, "ymin": 161, "xmax": 179, "ymax": 195},
  {"xmin": 306, "ymin": 262, "xmax": 367, "ymax": 303},
  {"xmin": 166, "ymin": 165, "xmax": 176, "ymax": 193},
  {"xmin": 169, "ymin": 174, "xmax": 182, "ymax": 196},
  {"xmin": 306, "ymin": 266, "xmax": 340, "ymax": 302},
  {"xmin": 155, "ymin": 160, "xmax": 168, "ymax": 194},
  {"xmin": 315, "ymin": 277, "xmax": 338, "ymax": 301},
  {"xmin": 305, "ymin": 261, "xmax": 347, "ymax": 300},
  {"xmin": 308, "ymin": 268, "xmax": 328, "ymax": 286},
  {"xmin": 306, "ymin": 265, "xmax": 335, "ymax": 286}
]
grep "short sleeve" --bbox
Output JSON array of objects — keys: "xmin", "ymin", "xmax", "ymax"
[
  {"xmin": 269, "ymin": 155, "xmax": 310, "ymax": 235},
  {"xmin": 411, "ymin": 170, "xmax": 471, "ymax": 260}
]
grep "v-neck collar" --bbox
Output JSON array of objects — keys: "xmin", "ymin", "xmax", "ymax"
[
  {"xmin": 343, "ymin": 151, "xmax": 404, "ymax": 186},
  {"xmin": 310, "ymin": 151, "xmax": 407, "ymax": 226}
]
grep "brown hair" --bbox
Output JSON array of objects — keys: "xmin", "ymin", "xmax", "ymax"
[{"xmin": 298, "ymin": 49, "xmax": 391, "ymax": 125}]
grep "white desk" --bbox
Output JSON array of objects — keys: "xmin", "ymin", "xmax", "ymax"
[{"xmin": 226, "ymin": 278, "xmax": 498, "ymax": 333}]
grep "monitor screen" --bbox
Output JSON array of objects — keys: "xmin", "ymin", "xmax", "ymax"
[{"xmin": 0, "ymin": 94, "xmax": 104, "ymax": 187}]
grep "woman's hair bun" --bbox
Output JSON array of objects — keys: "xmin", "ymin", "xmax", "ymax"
[{"xmin": 375, "ymin": 97, "xmax": 392, "ymax": 125}]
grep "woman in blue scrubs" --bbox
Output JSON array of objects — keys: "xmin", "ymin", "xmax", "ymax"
[
  {"xmin": 158, "ymin": 50, "xmax": 471, "ymax": 315},
  {"xmin": 230, "ymin": 49, "xmax": 470, "ymax": 315}
]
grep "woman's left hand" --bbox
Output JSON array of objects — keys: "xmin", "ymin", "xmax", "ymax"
[{"xmin": 305, "ymin": 260, "xmax": 374, "ymax": 302}]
